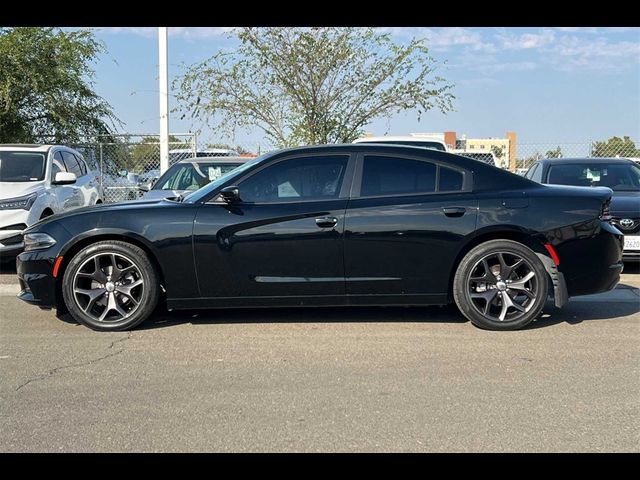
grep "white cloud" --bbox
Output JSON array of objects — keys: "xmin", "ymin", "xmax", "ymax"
[
  {"xmin": 98, "ymin": 27, "xmax": 234, "ymax": 38},
  {"xmin": 497, "ymin": 28, "xmax": 556, "ymax": 49}
]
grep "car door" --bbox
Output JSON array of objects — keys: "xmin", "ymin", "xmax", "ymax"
[
  {"xmin": 59, "ymin": 151, "xmax": 85, "ymax": 210},
  {"xmin": 344, "ymin": 152, "xmax": 478, "ymax": 302},
  {"xmin": 193, "ymin": 153, "xmax": 355, "ymax": 303}
]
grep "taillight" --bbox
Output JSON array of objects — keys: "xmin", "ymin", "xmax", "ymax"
[{"xmin": 600, "ymin": 200, "xmax": 612, "ymax": 222}]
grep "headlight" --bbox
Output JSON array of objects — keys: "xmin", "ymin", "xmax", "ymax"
[
  {"xmin": 0, "ymin": 193, "xmax": 38, "ymax": 210},
  {"xmin": 23, "ymin": 233, "xmax": 56, "ymax": 251}
]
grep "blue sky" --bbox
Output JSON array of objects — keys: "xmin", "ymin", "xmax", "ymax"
[{"xmin": 77, "ymin": 27, "xmax": 639, "ymax": 150}]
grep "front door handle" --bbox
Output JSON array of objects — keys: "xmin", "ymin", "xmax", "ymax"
[
  {"xmin": 315, "ymin": 216, "xmax": 338, "ymax": 228},
  {"xmin": 442, "ymin": 207, "xmax": 466, "ymax": 217}
]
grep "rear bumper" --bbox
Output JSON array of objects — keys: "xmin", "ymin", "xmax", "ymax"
[
  {"xmin": 622, "ymin": 250, "xmax": 640, "ymax": 262},
  {"xmin": 557, "ymin": 221, "xmax": 624, "ymax": 297}
]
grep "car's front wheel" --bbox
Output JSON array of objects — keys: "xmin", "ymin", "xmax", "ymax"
[
  {"xmin": 62, "ymin": 240, "xmax": 159, "ymax": 331},
  {"xmin": 453, "ymin": 239, "xmax": 548, "ymax": 330}
]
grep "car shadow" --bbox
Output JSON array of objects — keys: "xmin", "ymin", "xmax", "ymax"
[{"xmin": 129, "ymin": 296, "xmax": 639, "ymax": 331}]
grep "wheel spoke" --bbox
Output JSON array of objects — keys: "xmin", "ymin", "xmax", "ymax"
[
  {"xmin": 117, "ymin": 279, "xmax": 143, "ymax": 297},
  {"xmin": 74, "ymin": 287, "xmax": 106, "ymax": 312},
  {"xmin": 498, "ymin": 293, "xmax": 514, "ymax": 321},
  {"xmin": 92, "ymin": 257, "xmax": 108, "ymax": 283},
  {"xmin": 502, "ymin": 258, "xmax": 524, "ymax": 280},
  {"xmin": 509, "ymin": 271, "xmax": 535, "ymax": 290}
]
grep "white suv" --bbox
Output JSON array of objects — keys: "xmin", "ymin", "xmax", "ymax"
[
  {"xmin": 0, "ymin": 144, "xmax": 102, "ymax": 257},
  {"xmin": 353, "ymin": 135, "xmax": 448, "ymax": 152}
]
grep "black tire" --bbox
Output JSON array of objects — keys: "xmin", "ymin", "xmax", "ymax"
[
  {"xmin": 61, "ymin": 240, "xmax": 159, "ymax": 331},
  {"xmin": 453, "ymin": 239, "xmax": 548, "ymax": 331}
]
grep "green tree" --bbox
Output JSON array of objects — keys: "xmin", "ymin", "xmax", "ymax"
[
  {"xmin": 206, "ymin": 143, "xmax": 254, "ymax": 155},
  {"xmin": 0, "ymin": 27, "xmax": 120, "ymax": 143},
  {"xmin": 545, "ymin": 146, "xmax": 563, "ymax": 158},
  {"xmin": 591, "ymin": 136, "xmax": 640, "ymax": 158},
  {"xmin": 490, "ymin": 145, "xmax": 504, "ymax": 160},
  {"xmin": 130, "ymin": 135, "xmax": 192, "ymax": 171},
  {"xmin": 175, "ymin": 27, "xmax": 454, "ymax": 148}
]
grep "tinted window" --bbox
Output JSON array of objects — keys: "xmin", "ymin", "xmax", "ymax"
[
  {"xmin": 51, "ymin": 151, "xmax": 66, "ymax": 179},
  {"xmin": 239, "ymin": 156, "xmax": 348, "ymax": 203},
  {"xmin": 157, "ymin": 162, "xmax": 243, "ymax": 191},
  {"xmin": 547, "ymin": 163, "xmax": 640, "ymax": 191},
  {"xmin": 439, "ymin": 166, "xmax": 463, "ymax": 191},
  {"xmin": 73, "ymin": 154, "xmax": 87, "ymax": 176},
  {"xmin": 531, "ymin": 164, "xmax": 543, "ymax": 183},
  {"xmin": 525, "ymin": 163, "xmax": 538, "ymax": 180},
  {"xmin": 0, "ymin": 151, "xmax": 46, "ymax": 182},
  {"xmin": 61, "ymin": 151, "xmax": 83, "ymax": 177},
  {"xmin": 361, "ymin": 156, "xmax": 436, "ymax": 196}
]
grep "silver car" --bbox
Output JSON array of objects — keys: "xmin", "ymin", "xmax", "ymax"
[{"xmin": 140, "ymin": 156, "xmax": 249, "ymax": 200}]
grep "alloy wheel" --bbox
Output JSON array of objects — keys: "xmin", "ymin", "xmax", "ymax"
[
  {"xmin": 72, "ymin": 252, "xmax": 145, "ymax": 323},
  {"xmin": 467, "ymin": 252, "xmax": 538, "ymax": 322}
]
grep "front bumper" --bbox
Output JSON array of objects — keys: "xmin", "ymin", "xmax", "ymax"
[
  {"xmin": 16, "ymin": 250, "xmax": 58, "ymax": 308},
  {"xmin": 0, "ymin": 208, "xmax": 30, "ymax": 254}
]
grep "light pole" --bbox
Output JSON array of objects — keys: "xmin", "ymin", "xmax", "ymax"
[{"xmin": 158, "ymin": 27, "xmax": 169, "ymax": 174}]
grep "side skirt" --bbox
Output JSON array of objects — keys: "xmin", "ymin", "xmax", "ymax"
[{"xmin": 167, "ymin": 293, "xmax": 449, "ymax": 311}]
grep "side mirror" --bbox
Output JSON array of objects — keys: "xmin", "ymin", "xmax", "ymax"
[
  {"xmin": 138, "ymin": 181, "xmax": 152, "ymax": 193},
  {"xmin": 219, "ymin": 185, "xmax": 240, "ymax": 203},
  {"xmin": 53, "ymin": 172, "xmax": 77, "ymax": 185}
]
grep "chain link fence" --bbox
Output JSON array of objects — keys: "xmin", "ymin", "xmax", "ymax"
[
  {"xmin": 36, "ymin": 134, "xmax": 197, "ymax": 203},
  {"xmin": 33, "ymin": 134, "xmax": 639, "ymax": 201},
  {"xmin": 513, "ymin": 139, "xmax": 640, "ymax": 174}
]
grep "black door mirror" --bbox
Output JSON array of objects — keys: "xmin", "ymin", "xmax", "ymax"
[{"xmin": 220, "ymin": 186, "xmax": 241, "ymax": 203}]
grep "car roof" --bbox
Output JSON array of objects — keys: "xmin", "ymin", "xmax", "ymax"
[
  {"xmin": 176, "ymin": 156, "xmax": 248, "ymax": 163},
  {"xmin": 539, "ymin": 157, "xmax": 636, "ymax": 164},
  {"xmin": 0, "ymin": 144, "xmax": 53, "ymax": 152}
]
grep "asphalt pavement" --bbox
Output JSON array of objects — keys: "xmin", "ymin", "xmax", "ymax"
[{"xmin": 0, "ymin": 261, "xmax": 638, "ymax": 452}]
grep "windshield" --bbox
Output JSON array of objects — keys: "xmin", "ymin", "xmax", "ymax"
[
  {"xmin": 0, "ymin": 151, "xmax": 46, "ymax": 182},
  {"xmin": 154, "ymin": 161, "xmax": 246, "ymax": 192},
  {"xmin": 183, "ymin": 155, "xmax": 266, "ymax": 203},
  {"xmin": 547, "ymin": 163, "xmax": 640, "ymax": 192}
]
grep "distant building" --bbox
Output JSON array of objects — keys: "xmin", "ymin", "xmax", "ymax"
[
  {"xmin": 447, "ymin": 131, "xmax": 517, "ymax": 170},
  {"xmin": 360, "ymin": 131, "xmax": 518, "ymax": 171}
]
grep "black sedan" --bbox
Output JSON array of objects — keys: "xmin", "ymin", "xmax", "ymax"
[
  {"xmin": 524, "ymin": 157, "xmax": 640, "ymax": 260},
  {"xmin": 17, "ymin": 144, "xmax": 623, "ymax": 331}
]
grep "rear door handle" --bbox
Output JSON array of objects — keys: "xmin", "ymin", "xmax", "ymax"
[
  {"xmin": 442, "ymin": 207, "xmax": 466, "ymax": 217},
  {"xmin": 315, "ymin": 216, "xmax": 338, "ymax": 228}
]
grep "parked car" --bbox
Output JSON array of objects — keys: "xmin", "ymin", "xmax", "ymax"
[
  {"xmin": 17, "ymin": 144, "xmax": 622, "ymax": 332},
  {"xmin": 353, "ymin": 135, "xmax": 448, "ymax": 151},
  {"xmin": 140, "ymin": 157, "xmax": 247, "ymax": 200},
  {"xmin": 524, "ymin": 157, "xmax": 640, "ymax": 261},
  {"xmin": 169, "ymin": 148, "xmax": 239, "ymax": 163},
  {"xmin": 0, "ymin": 144, "xmax": 102, "ymax": 258}
]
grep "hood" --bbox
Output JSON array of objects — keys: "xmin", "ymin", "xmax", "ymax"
[
  {"xmin": 142, "ymin": 189, "xmax": 187, "ymax": 201},
  {"xmin": 610, "ymin": 191, "xmax": 640, "ymax": 216},
  {"xmin": 26, "ymin": 197, "xmax": 179, "ymax": 233},
  {"xmin": 0, "ymin": 181, "xmax": 45, "ymax": 200}
]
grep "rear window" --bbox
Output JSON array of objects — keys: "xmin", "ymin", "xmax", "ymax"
[{"xmin": 547, "ymin": 163, "xmax": 640, "ymax": 192}]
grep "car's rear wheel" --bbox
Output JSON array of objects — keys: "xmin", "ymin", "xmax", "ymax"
[
  {"xmin": 453, "ymin": 239, "xmax": 548, "ymax": 330},
  {"xmin": 62, "ymin": 240, "xmax": 159, "ymax": 331}
]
